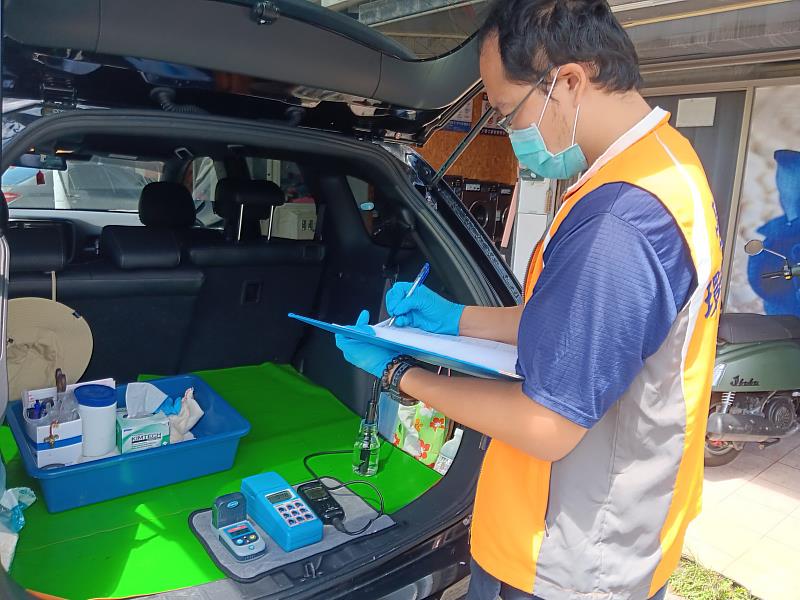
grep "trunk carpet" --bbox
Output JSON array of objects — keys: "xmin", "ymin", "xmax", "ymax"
[{"xmin": 0, "ymin": 363, "xmax": 441, "ymax": 600}]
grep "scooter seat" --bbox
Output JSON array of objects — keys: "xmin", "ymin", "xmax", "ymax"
[{"xmin": 718, "ymin": 313, "xmax": 800, "ymax": 344}]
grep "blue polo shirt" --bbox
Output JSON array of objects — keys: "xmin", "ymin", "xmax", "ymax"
[{"xmin": 515, "ymin": 182, "xmax": 697, "ymax": 428}]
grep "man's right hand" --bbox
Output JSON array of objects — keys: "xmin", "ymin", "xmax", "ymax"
[{"xmin": 385, "ymin": 283, "xmax": 465, "ymax": 335}]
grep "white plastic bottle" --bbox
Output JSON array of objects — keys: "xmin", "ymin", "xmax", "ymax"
[{"xmin": 433, "ymin": 428, "xmax": 463, "ymax": 475}]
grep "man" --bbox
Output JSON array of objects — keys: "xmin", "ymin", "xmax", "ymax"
[{"xmin": 335, "ymin": 1, "xmax": 722, "ymax": 598}]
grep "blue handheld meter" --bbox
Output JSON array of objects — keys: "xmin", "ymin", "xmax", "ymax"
[{"xmin": 241, "ymin": 472, "xmax": 323, "ymax": 552}]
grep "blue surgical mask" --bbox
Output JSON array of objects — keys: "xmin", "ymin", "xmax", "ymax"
[{"xmin": 508, "ymin": 68, "xmax": 588, "ymax": 180}]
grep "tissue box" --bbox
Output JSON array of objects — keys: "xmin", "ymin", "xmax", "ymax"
[
  {"xmin": 21, "ymin": 378, "xmax": 115, "ymax": 468},
  {"xmin": 116, "ymin": 410, "xmax": 170, "ymax": 454}
]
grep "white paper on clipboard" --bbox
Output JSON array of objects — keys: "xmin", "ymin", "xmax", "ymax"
[{"xmin": 289, "ymin": 313, "xmax": 521, "ymax": 380}]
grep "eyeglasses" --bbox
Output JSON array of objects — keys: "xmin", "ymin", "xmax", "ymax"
[{"xmin": 495, "ymin": 72, "xmax": 550, "ymax": 134}]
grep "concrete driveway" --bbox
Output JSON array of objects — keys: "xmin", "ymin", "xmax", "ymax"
[{"xmin": 684, "ymin": 432, "xmax": 800, "ymax": 600}]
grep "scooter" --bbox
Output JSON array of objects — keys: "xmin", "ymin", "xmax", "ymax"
[{"xmin": 705, "ymin": 239, "xmax": 800, "ymax": 467}]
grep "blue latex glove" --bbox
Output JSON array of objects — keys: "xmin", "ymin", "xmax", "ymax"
[
  {"xmin": 335, "ymin": 310, "xmax": 399, "ymax": 378},
  {"xmin": 154, "ymin": 396, "xmax": 182, "ymax": 416},
  {"xmin": 385, "ymin": 283, "xmax": 465, "ymax": 335}
]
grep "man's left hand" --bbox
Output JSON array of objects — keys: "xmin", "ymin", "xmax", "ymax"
[{"xmin": 335, "ymin": 310, "xmax": 399, "ymax": 378}]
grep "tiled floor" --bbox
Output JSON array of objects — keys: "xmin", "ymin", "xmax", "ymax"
[{"xmin": 684, "ymin": 432, "xmax": 800, "ymax": 600}]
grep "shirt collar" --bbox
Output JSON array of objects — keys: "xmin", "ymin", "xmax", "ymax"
[{"xmin": 566, "ymin": 107, "xmax": 669, "ymax": 196}]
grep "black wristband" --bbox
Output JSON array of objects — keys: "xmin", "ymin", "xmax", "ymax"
[
  {"xmin": 381, "ymin": 355, "xmax": 409, "ymax": 389},
  {"xmin": 388, "ymin": 360, "xmax": 418, "ymax": 406}
]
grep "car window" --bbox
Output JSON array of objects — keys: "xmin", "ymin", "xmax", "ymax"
[
  {"xmin": 186, "ymin": 157, "xmax": 224, "ymax": 228},
  {"xmin": 66, "ymin": 164, "xmax": 113, "ymax": 194},
  {"xmin": 1, "ymin": 167, "xmax": 50, "ymax": 205},
  {"xmin": 246, "ymin": 158, "xmax": 318, "ymax": 240},
  {"xmin": 106, "ymin": 165, "xmax": 149, "ymax": 193},
  {"xmin": 2, "ymin": 157, "xmax": 162, "ymax": 211}
]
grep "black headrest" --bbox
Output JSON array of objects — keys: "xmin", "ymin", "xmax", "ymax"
[
  {"xmin": 0, "ymin": 192, "xmax": 8, "ymax": 236},
  {"xmin": 213, "ymin": 179, "xmax": 285, "ymax": 221},
  {"xmin": 100, "ymin": 226, "xmax": 181, "ymax": 270},
  {"xmin": 6, "ymin": 221, "xmax": 68, "ymax": 273},
  {"xmin": 139, "ymin": 182, "xmax": 196, "ymax": 228}
]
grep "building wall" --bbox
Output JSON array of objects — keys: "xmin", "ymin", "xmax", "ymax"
[{"xmin": 418, "ymin": 95, "xmax": 518, "ymax": 185}]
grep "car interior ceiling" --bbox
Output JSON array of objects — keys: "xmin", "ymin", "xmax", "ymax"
[{"xmin": 1, "ymin": 122, "xmax": 495, "ymax": 597}]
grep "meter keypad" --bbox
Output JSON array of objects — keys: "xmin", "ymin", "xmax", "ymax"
[{"xmin": 276, "ymin": 499, "xmax": 316, "ymax": 527}]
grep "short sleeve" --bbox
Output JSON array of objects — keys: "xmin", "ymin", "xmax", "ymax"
[{"xmin": 515, "ymin": 184, "xmax": 694, "ymax": 428}]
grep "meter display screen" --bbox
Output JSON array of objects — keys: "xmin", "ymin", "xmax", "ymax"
[
  {"xmin": 304, "ymin": 485, "xmax": 327, "ymax": 500},
  {"xmin": 224, "ymin": 523, "xmax": 254, "ymax": 538},
  {"xmin": 266, "ymin": 490, "xmax": 292, "ymax": 504}
]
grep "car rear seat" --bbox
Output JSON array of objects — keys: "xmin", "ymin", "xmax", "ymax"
[
  {"xmin": 8, "ymin": 220, "xmax": 204, "ymax": 384},
  {"xmin": 179, "ymin": 179, "xmax": 326, "ymax": 372},
  {"xmin": 7, "ymin": 178, "xmax": 325, "ymax": 380},
  {"xmin": 73, "ymin": 228, "xmax": 204, "ymax": 382}
]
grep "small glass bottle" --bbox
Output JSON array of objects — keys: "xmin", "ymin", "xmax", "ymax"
[{"xmin": 352, "ymin": 420, "xmax": 380, "ymax": 477}]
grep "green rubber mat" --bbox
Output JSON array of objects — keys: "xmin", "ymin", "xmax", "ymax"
[{"xmin": 0, "ymin": 363, "xmax": 441, "ymax": 600}]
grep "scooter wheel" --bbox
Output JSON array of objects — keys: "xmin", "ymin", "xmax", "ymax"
[{"xmin": 704, "ymin": 442, "xmax": 741, "ymax": 467}]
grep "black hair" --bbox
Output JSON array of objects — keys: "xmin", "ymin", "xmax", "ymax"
[{"xmin": 477, "ymin": 0, "xmax": 642, "ymax": 92}]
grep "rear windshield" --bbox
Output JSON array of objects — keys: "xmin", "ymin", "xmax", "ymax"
[{"xmin": 2, "ymin": 157, "xmax": 162, "ymax": 212}]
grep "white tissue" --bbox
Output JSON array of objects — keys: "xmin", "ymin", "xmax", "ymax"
[
  {"xmin": 169, "ymin": 387, "xmax": 204, "ymax": 443},
  {"xmin": 125, "ymin": 382, "xmax": 168, "ymax": 418}
]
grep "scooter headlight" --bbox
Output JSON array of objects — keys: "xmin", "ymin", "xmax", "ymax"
[{"xmin": 712, "ymin": 363, "xmax": 726, "ymax": 386}]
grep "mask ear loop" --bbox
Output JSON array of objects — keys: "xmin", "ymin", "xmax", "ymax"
[
  {"xmin": 536, "ymin": 66, "xmax": 562, "ymax": 127},
  {"xmin": 571, "ymin": 105, "xmax": 581, "ymax": 146}
]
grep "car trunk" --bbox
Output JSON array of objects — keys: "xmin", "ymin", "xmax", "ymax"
[
  {"xmin": 0, "ymin": 2, "xmax": 511, "ymax": 597},
  {"xmin": 0, "ymin": 109, "xmax": 517, "ymax": 600}
]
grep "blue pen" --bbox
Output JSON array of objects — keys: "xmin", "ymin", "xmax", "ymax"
[{"xmin": 387, "ymin": 262, "xmax": 430, "ymax": 327}]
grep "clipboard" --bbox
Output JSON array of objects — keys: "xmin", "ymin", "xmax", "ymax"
[{"xmin": 289, "ymin": 313, "xmax": 521, "ymax": 381}]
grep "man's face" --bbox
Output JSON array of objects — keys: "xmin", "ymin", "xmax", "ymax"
[{"xmin": 480, "ymin": 34, "xmax": 573, "ymax": 153}]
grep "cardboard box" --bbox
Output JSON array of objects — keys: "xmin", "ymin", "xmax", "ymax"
[
  {"xmin": 266, "ymin": 203, "xmax": 317, "ymax": 240},
  {"xmin": 21, "ymin": 378, "xmax": 115, "ymax": 468},
  {"xmin": 116, "ymin": 410, "xmax": 170, "ymax": 454}
]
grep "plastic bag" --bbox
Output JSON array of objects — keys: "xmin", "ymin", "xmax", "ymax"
[
  {"xmin": 391, "ymin": 402, "xmax": 448, "ymax": 469},
  {"xmin": 0, "ymin": 457, "xmax": 36, "ymax": 533},
  {"xmin": 168, "ymin": 388, "xmax": 204, "ymax": 443}
]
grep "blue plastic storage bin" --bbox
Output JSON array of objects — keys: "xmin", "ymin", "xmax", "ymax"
[{"xmin": 6, "ymin": 375, "xmax": 250, "ymax": 512}]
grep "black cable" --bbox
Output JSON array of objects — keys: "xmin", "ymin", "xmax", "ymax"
[
  {"xmin": 150, "ymin": 87, "xmax": 207, "ymax": 114},
  {"xmin": 356, "ymin": 380, "xmax": 381, "ymax": 475},
  {"xmin": 302, "ymin": 450, "xmax": 386, "ymax": 536}
]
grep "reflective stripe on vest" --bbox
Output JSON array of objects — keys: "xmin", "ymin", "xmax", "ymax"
[{"xmin": 470, "ymin": 115, "xmax": 722, "ymax": 599}]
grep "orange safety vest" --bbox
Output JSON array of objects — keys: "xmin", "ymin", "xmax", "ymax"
[{"xmin": 471, "ymin": 110, "xmax": 722, "ymax": 600}]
